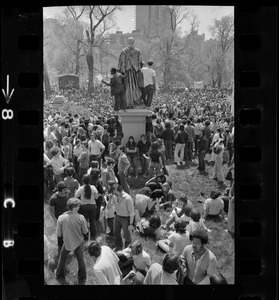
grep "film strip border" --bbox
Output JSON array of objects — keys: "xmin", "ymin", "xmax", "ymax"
[{"xmin": 1, "ymin": 5, "xmax": 277, "ymax": 300}]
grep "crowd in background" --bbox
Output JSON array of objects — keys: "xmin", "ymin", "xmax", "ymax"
[{"xmin": 44, "ymin": 86, "xmax": 235, "ymax": 285}]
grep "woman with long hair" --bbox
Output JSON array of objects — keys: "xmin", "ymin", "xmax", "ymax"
[
  {"xmin": 126, "ymin": 136, "xmax": 139, "ymax": 178},
  {"xmin": 75, "ymin": 174, "xmax": 98, "ymax": 240}
]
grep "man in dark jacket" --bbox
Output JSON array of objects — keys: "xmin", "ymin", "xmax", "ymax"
[
  {"xmin": 174, "ymin": 124, "xmax": 188, "ymax": 167},
  {"xmin": 102, "ymin": 68, "xmax": 127, "ymax": 112},
  {"xmin": 196, "ymin": 128, "xmax": 206, "ymax": 172}
]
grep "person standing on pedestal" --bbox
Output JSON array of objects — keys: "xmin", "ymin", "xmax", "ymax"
[
  {"xmin": 118, "ymin": 37, "xmax": 142, "ymax": 108},
  {"xmin": 102, "ymin": 68, "xmax": 127, "ymax": 113},
  {"xmin": 141, "ymin": 60, "xmax": 156, "ymax": 109}
]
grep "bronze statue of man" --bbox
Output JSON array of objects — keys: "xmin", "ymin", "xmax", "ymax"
[{"xmin": 118, "ymin": 37, "xmax": 142, "ymax": 108}]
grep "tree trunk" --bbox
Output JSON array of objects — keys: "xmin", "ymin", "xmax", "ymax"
[
  {"xmin": 86, "ymin": 52, "xmax": 94, "ymax": 95},
  {"xmin": 75, "ymin": 41, "xmax": 80, "ymax": 75},
  {"xmin": 43, "ymin": 63, "xmax": 51, "ymax": 100}
]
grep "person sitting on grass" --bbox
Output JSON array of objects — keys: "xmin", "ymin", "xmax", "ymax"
[
  {"xmin": 203, "ymin": 190, "xmax": 225, "ymax": 223},
  {"xmin": 122, "ymin": 240, "xmax": 151, "ymax": 276},
  {"xmin": 143, "ymin": 253, "xmax": 180, "ymax": 285},
  {"xmin": 186, "ymin": 208, "xmax": 211, "ymax": 235},
  {"xmin": 145, "ymin": 171, "xmax": 167, "ymax": 191},
  {"xmin": 156, "ymin": 219, "xmax": 191, "ymax": 255},
  {"xmin": 162, "ymin": 194, "xmax": 194, "ymax": 231},
  {"xmin": 159, "ymin": 182, "xmax": 176, "ymax": 211},
  {"xmin": 137, "ymin": 214, "xmax": 162, "ymax": 239},
  {"xmin": 134, "ymin": 187, "xmax": 153, "ymax": 225}
]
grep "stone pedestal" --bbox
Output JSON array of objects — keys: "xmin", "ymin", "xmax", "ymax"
[{"xmin": 118, "ymin": 108, "xmax": 152, "ymax": 146}]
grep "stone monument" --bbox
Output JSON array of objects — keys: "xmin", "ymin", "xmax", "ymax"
[{"xmin": 118, "ymin": 37, "xmax": 151, "ymax": 145}]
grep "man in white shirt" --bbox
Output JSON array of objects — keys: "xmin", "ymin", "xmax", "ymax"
[
  {"xmin": 88, "ymin": 132, "xmax": 105, "ymax": 167},
  {"xmin": 141, "ymin": 60, "xmax": 156, "ymax": 109},
  {"xmin": 88, "ymin": 241, "xmax": 122, "ymax": 285}
]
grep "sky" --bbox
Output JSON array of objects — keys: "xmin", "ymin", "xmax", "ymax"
[{"xmin": 43, "ymin": 5, "xmax": 233, "ymax": 40}]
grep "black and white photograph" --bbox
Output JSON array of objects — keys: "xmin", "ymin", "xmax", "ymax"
[{"xmin": 43, "ymin": 5, "xmax": 235, "ymax": 285}]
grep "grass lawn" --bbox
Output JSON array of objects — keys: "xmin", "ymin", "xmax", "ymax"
[{"xmin": 44, "ymin": 158, "xmax": 234, "ymax": 285}]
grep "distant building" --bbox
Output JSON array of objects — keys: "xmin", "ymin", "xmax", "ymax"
[
  {"xmin": 109, "ymin": 29, "xmax": 145, "ymax": 51},
  {"xmin": 186, "ymin": 30, "xmax": 205, "ymax": 51},
  {"xmin": 136, "ymin": 5, "xmax": 175, "ymax": 37}
]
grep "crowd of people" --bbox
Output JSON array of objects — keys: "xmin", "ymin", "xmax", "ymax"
[{"xmin": 44, "ymin": 85, "xmax": 235, "ymax": 285}]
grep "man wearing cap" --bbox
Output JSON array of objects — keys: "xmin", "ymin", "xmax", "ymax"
[
  {"xmin": 55, "ymin": 198, "xmax": 88, "ymax": 284},
  {"xmin": 181, "ymin": 229, "xmax": 217, "ymax": 285},
  {"xmin": 141, "ymin": 60, "xmax": 156, "ymax": 109}
]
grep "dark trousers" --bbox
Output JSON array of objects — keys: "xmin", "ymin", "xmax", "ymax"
[
  {"xmin": 140, "ymin": 87, "xmax": 146, "ymax": 104},
  {"xmin": 164, "ymin": 140, "xmax": 173, "ymax": 160},
  {"xmin": 56, "ymin": 242, "xmax": 86, "ymax": 280},
  {"xmin": 127, "ymin": 155, "xmax": 138, "ymax": 176},
  {"xmin": 198, "ymin": 150, "xmax": 205, "ymax": 171},
  {"xmin": 194, "ymin": 135, "xmax": 200, "ymax": 154},
  {"xmin": 95, "ymin": 197, "xmax": 103, "ymax": 221},
  {"xmin": 184, "ymin": 140, "xmax": 193, "ymax": 161},
  {"xmin": 73, "ymin": 156, "xmax": 80, "ymax": 179},
  {"xmin": 119, "ymin": 171, "xmax": 130, "ymax": 195},
  {"xmin": 114, "ymin": 92, "xmax": 127, "ymax": 111},
  {"xmin": 107, "ymin": 217, "xmax": 114, "ymax": 236},
  {"xmin": 114, "ymin": 215, "xmax": 131, "ymax": 250},
  {"xmin": 144, "ymin": 85, "xmax": 155, "ymax": 107},
  {"xmin": 78, "ymin": 204, "xmax": 97, "ymax": 239}
]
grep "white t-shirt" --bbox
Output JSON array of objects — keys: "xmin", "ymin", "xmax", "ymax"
[
  {"xmin": 168, "ymin": 231, "xmax": 191, "ymax": 255},
  {"xmin": 141, "ymin": 67, "xmax": 156, "ymax": 87},
  {"xmin": 88, "ymin": 139, "xmax": 105, "ymax": 155}
]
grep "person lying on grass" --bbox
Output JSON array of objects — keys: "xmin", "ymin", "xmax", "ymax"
[{"xmin": 156, "ymin": 219, "xmax": 191, "ymax": 255}]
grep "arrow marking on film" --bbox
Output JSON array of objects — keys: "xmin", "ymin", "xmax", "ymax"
[{"xmin": 2, "ymin": 75, "xmax": 15, "ymax": 104}]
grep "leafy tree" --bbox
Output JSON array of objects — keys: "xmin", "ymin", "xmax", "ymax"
[
  {"xmin": 208, "ymin": 15, "xmax": 234, "ymax": 88},
  {"xmin": 83, "ymin": 6, "xmax": 120, "ymax": 94}
]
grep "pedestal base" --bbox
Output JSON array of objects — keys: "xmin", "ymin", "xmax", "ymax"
[{"xmin": 118, "ymin": 108, "xmax": 153, "ymax": 146}]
